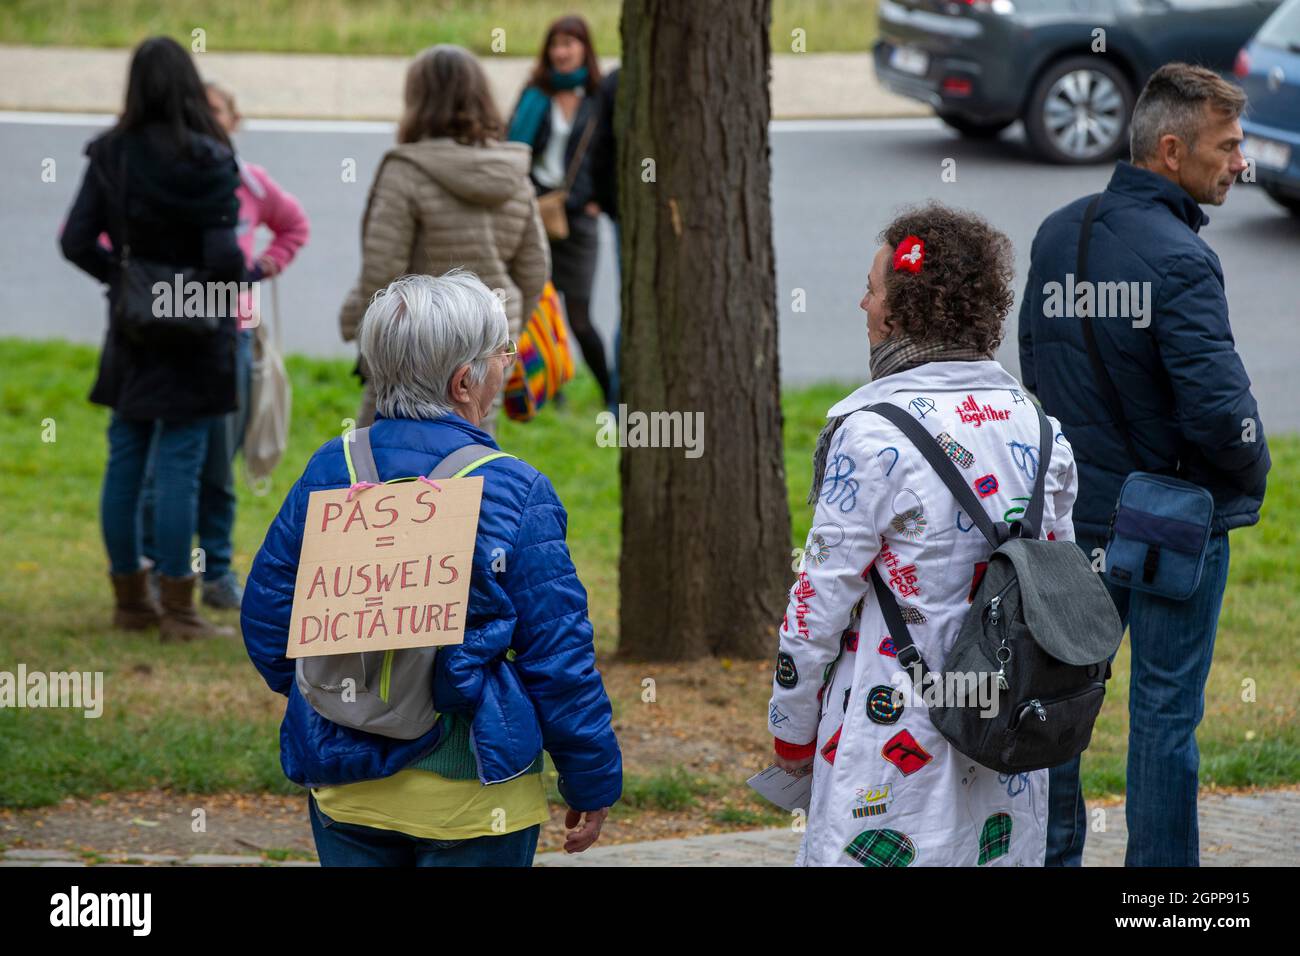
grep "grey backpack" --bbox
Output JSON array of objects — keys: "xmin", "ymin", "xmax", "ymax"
[
  {"xmin": 294, "ymin": 427, "xmax": 513, "ymax": 739},
  {"xmin": 865, "ymin": 402, "xmax": 1123, "ymax": 773}
]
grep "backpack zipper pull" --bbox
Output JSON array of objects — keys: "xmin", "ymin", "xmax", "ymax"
[
  {"xmin": 989, "ymin": 595, "xmax": 1010, "ymax": 690},
  {"xmin": 1030, "ymin": 698, "xmax": 1047, "ymax": 721}
]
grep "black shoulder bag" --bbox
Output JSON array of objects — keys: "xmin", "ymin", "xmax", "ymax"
[{"xmin": 95, "ymin": 149, "xmax": 227, "ymax": 344}]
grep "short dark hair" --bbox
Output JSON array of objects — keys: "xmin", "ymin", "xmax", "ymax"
[
  {"xmin": 399, "ymin": 45, "xmax": 503, "ymax": 146},
  {"xmin": 1130, "ymin": 62, "xmax": 1246, "ymax": 161},
  {"xmin": 877, "ymin": 203, "xmax": 1014, "ymax": 355}
]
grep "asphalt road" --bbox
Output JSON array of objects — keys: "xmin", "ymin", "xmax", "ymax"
[{"xmin": 3, "ymin": 113, "xmax": 1297, "ymax": 429}]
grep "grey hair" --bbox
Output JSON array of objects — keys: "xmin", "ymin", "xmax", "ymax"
[
  {"xmin": 359, "ymin": 270, "xmax": 509, "ymax": 420},
  {"xmin": 1130, "ymin": 62, "xmax": 1246, "ymax": 163}
]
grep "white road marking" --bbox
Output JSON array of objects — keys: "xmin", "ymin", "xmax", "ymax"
[{"xmin": 0, "ymin": 109, "xmax": 941, "ymax": 135}]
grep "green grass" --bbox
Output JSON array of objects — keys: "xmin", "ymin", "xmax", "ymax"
[
  {"xmin": 0, "ymin": 338, "xmax": 1296, "ymax": 809},
  {"xmin": 0, "ymin": 0, "xmax": 879, "ymax": 56}
]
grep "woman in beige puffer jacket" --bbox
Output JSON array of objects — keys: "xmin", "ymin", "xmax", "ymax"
[{"xmin": 340, "ymin": 45, "xmax": 549, "ymax": 432}]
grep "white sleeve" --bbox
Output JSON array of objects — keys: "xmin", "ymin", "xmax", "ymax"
[
  {"xmin": 1042, "ymin": 415, "xmax": 1078, "ymax": 543},
  {"xmin": 769, "ymin": 415, "xmax": 893, "ymax": 748}
]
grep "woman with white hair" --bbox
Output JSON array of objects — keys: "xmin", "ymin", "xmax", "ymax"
[{"xmin": 242, "ymin": 270, "xmax": 621, "ymax": 867}]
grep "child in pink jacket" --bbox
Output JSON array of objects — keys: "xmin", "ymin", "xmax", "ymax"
[
  {"xmin": 208, "ymin": 82, "xmax": 310, "ymax": 283},
  {"xmin": 195, "ymin": 79, "xmax": 310, "ymax": 608}
]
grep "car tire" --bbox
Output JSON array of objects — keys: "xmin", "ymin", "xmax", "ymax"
[
  {"xmin": 937, "ymin": 112, "xmax": 1013, "ymax": 139},
  {"xmin": 1264, "ymin": 188, "xmax": 1300, "ymax": 217},
  {"xmin": 1024, "ymin": 56, "xmax": 1134, "ymax": 165}
]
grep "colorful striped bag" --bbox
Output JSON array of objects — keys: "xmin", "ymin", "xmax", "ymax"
[{"xmin": 504, "ymin": 281, "xmax": 575, "ymax": 422}]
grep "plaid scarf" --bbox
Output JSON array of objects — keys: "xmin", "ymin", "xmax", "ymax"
[{"xmin": 807, "ymin": 335, "xmax": 988, "ymax": 504}]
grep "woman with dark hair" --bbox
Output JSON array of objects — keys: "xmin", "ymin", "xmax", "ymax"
[
  {"xmin": 340, "ymin": 44, "xmax": 548, "ymax": 432},
  {"xmin": 61, "ymin": 35, "xmax": 245, "ymax": 641},
  {"xmin": 507, "ymin": 15, "xmax": 611, "ymax": 405},
  {"xmin": 766, "ymin": 204, "xmax": 1081, "ymax": 867}
]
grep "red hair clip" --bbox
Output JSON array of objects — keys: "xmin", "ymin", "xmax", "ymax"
[{"xmin": 893, "ymin": 236, "xmax": 925, "ymax": 274}]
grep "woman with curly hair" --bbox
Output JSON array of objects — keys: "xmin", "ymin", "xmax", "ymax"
[{"xmin": 767, "ymin": 203, "xmax": 1080, "ymax": 867}]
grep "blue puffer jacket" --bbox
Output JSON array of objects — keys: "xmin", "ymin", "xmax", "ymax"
[
  {"xmin": 1018, "ymin": 161, "xmax": 1270, "ymax": 538},
  {"xmin": 240, "ymin": 414, "xmax": 623, "ymax": 812}
]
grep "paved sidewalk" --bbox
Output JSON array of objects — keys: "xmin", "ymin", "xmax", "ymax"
[
  {"xmin": 0, "ymin": 45, "xmax": 928, "ymax": 121},
  {"xmin": 1, "ymin": 789, "xmax": 1294, "ymax": 866},
  {"xmin": 534, "ymin": 788, "xmax": 1300, "ymax": 866}
]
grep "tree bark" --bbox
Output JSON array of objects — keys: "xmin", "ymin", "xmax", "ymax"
[{"xmin": 616, "ymin": 0, "xmax": 790, "ymax": 661}]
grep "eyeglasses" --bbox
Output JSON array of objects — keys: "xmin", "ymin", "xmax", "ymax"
[{"xmin": 484, "ymin": 339, "xmax": 518, "ymax": 363}]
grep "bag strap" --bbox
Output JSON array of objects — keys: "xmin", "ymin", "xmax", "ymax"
[
  {"xmin": 344, "ymin": 426, "xmax": 514, "ymax": 485},
  {"xmin": 859, "ymin": 400, "xmax": 1052, "ymax": 691},
  {"xmin": 867, "ymin": 402, "xmax": 1002, "ymax": 548},
  {"xmin": 1077, "ymin": 194, "xmax": 1145, "ymax": 471},
  {"xmin": 864, "ymin": 403, "xmax": 1052, "ymax": 546},
  {"xmin": 432, "ymin": 444, "xmax": 514, "ymax": 479},
  {"xmin": 560, "ymin": 110, "xmax": 598, "ymax": 194},
  {"xmin": 869, "ymin": 566, "xmax": 933, "ymax": 685}
]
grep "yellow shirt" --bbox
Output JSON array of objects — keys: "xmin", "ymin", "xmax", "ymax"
[{"xmin": 312, "ymin": 768, "xmax": 550, "ymax": 840}]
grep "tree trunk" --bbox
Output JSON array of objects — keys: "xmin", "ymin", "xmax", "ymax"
[{"xmin": 616, "ymin": 0, "xmax": 790, "ymax": 661}]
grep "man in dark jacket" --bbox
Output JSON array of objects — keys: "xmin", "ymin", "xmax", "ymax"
[{"xmin": 1019, "ymin": 63, "xmax": 1270, "ymax": 867}]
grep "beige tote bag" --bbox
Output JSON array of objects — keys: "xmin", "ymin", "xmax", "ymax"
[{"xmin": 244, "ymin": 279, "xmax": 292, "ymax": 483}]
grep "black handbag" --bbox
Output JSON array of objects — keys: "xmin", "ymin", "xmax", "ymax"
[{"xmin": 96, "ymin": 150, "xmax": 230, "ymax": 344}]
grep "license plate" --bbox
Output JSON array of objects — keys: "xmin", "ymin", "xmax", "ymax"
[
  {"xmin": 1244, "ymin": 135, "xmax": 1291, "ymax": 171},
  {"xmin": 889, "ymin": 45, "xmax": 930, "ymax": 77}
]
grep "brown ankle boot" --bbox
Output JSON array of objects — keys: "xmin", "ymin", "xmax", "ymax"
[
  {"xmin": 110, "ymin": 570, "xmax": 162, "ymax": 630},
  {"xmin": 158, "ymin": 574, "xmax": 234, "ymax": 642}
]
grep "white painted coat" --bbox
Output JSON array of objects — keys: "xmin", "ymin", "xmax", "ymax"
[{"xmin": 769, "ymin": 360, "xmax": 1079, "ymax": 867}]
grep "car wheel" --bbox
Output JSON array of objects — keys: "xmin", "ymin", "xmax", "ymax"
[
  {"xmin": 937, "ymin": 112, "xmax": 1013, "ymax": 139},
  {"xmin": 1264, "ymin": 188, "xmax": 1300, "ymax": 217},
  {"xmin": 1024, "ymin": 57, "xmax": 1133, "ymax": 165}
]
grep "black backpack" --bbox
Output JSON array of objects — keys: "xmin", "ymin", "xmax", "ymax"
[{"xmin": 865, "ymin": 402, "xmax": 1123, "ymax": 773}]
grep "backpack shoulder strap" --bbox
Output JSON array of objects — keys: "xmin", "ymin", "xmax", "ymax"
[
  {"xmin": 870, "ymin": 566, "xmax": 932, "ymax": 686},
  {"xmin": 343, "ymin": 431, "xmax": 514, "ymax": 485},
  {"xmin": 343, "ymin": 426, "xmax": 379, "ymax": 484},
  {"xmin": 430, "ymin": 444, "xmax": 515, "ymax": 479},
  {"xmin": 866, "ymin": 403, "xmax": 1003, "ymax": 548},
  {"xmin": 866, "ymin": 401, "xmax": 1054, "ymax": 541},
  {"xmin": 1022, "ymin": 403, "xmax": 1053, "ymax": 539}
]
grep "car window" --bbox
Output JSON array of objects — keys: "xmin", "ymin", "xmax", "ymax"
[{"xmin": 1257, "ymin": 0, "xmax": 1300, "ymax": 48}]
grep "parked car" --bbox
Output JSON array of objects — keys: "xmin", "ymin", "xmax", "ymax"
[
  {"xmin": 1236, "ymin": 0, "xmax": 1300, "ymax": 214},
  {"xmin": 874, "ymin": 0, "xmax": 1282, "ymax": 164}
]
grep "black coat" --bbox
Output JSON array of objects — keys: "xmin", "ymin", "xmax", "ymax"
[
  {"xmin": 1018, "ymin": 162, "xmax": 1270, "ymax": 536},
  {"xmin": 514, "ymin": 85, "xmax": 601, "ymax": 214},
  {"xmin": 61, "ymin": 124, "xmax": 244, "ymax": 422},
  {"xmin": 589, "ymin": 69, "xmax": 620, "ymax": 222}
]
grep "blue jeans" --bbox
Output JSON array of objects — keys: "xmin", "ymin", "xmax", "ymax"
[
  {"xmin": 1046, "ymin": 531, "xmax": 1230, "ymax": 867},
  {"xmin": 309, "ymin": 793, "xmax": 540, "ymax": 867},
  {"xmin": 142, "ymin": 331, "xmax": 253, "ymax": 580},
  {"xmin": 102, "ymin": 413, "xmax": 212, "ymax": 578}
]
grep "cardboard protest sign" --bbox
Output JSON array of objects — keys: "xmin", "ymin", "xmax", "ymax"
[{"xmin": 286, "ymin": 477, "xmax": 483, "ymax": 659}]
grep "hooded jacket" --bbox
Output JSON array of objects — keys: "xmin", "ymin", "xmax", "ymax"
[
  {"xmin": 1018, "ymin": 162, "xmax": 1270, "ymax": 538},
  {"xmin": 339, "ymin": 138, "xmax": 549, "ymax": 342},
  {"xmin": 240, "ymin": 414, "xmax": 623, "ymax": 812},
  {"xmin": 61, "ymin": 124, "xmax": 245, "ymax": 421}
]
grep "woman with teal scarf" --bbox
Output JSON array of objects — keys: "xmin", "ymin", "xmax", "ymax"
[{"xmin": 507, "ymin": 15, "xmax": 613, "ymax": 405}]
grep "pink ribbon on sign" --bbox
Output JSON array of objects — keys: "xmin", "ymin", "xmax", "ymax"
[
  {"xmin": 418, "ymin": 476, "xmax": 443, "ymax": 492},
  {"xmin": 345, "ymin": 481, "xmax": 378, "ymax": 502}
]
